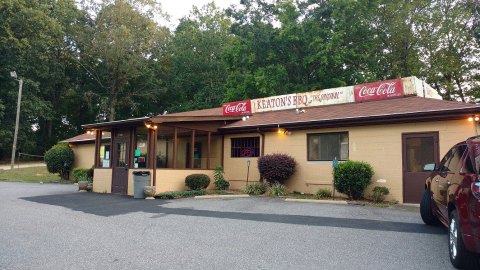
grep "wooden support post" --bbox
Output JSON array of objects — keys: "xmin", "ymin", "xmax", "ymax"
[
  {"xmin": 190, "ymin": 130, "xmax": 195, "ymax": 169},
  {"xmin": 173, "ymin": 128, "xmax": 177, "ymax": 169},
  {"xmin": 207, "ymin": 132, "xmax": 211, "ymax": 170},
  {"xmin": 94, "ymin": 130, "xmax": 101, "ymax": 168},
  {"xmin": 152, "ymin": 128, "xmax": 157, "ymax": 186}
]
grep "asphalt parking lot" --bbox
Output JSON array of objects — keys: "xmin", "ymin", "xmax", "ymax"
[{"xmin": 0, "ymin": 182, "xmax": 454, "ymax": 270}]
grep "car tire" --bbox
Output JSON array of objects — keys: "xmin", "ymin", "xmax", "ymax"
[
  {"xmin": 449, "ymin": 210, "xmax": 480, "ymax": 269},
  {"xmin": 420, "ymin": 189, "xmax": 439, "ymax": 225}
]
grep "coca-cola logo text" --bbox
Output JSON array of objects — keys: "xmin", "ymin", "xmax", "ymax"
[
  {"xmin": 354, "ymin": 79, "xmax": 403, "ymax": 102},
  {"xmin": 223, "ymin": 100, "xmax": 252, "ymax": 116},
  {"xmin": 224, "ymin": 102, "xmax": 248, "ymax": 113},
  {"xmin": 358, "ymin": 82, "xmax": 398, "ymax": 98}
]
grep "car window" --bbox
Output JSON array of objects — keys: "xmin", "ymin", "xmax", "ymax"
[
  {"xmin": 463, "ymin": 149, "xmax": 475, "ymax": 174},
  {"xmin": 438, "ymin": 148, "xmax": 454, "ymax": 172},
  {"xmin": 439, "ymin": 146, "xmax": 466, "ymax": 173}
]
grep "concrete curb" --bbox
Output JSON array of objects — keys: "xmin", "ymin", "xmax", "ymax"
[
  {"xmin": 285, "ymin": 198, "xmax": 348, "ymax": 205},
  {"xmin": 194, "ymin": 194, "xmax": 251, "ymax": 199}
]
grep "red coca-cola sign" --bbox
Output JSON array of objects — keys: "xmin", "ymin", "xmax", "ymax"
[
  {"xmin": 223, "ymin": 100, "xmax": 252, "ymax": 116},
  {"xmin": 354, "ymin": 79, "xmax": 403, "ymax": 102}
]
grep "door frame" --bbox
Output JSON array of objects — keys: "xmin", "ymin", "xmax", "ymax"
[{"xmin": 401, "ymin": 131, "xmax": 440, "ymax": 203}]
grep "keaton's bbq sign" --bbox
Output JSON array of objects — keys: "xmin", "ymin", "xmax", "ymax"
[
  {"xmin": 223, "ymin": 100, "xmax": 252, "ymax": 116},
  {"xmin": 222, "ymin": 79, "xmax": 406, "ymax": 115},
  {"xmin": 354, "ymin": 79, "xmax": 403, "ymax": 102}
]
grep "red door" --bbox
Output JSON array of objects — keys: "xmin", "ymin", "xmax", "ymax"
[
  {"xmin": 112, "ymin": 129, "xmax": 130, "ymax": 194},
  {"xmin": 402, "ymin": 132, "xmax": 439, "ymax": 203}
]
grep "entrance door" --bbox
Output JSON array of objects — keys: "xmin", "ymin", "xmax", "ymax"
[
  {"xmin": 402, "ymin": 132, "xmax": 439, "ymax": 203},
  {"xmin": 112, "ymin": 129, "xmax": 130, "ymax": 194}
]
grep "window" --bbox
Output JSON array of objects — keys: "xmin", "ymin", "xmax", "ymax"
[
  {"xmin": 98, "ymin": 131, "xmax": 111, "ymax": 168},
  {"xmin": 134, "ymin": 127, "xmax": 148, "ymax": 168},
  {"xmin": 308, "ymin": 132, "xmax": 348, "ymax": 161},
  {"xmin": 439, "ymin": 145, "xmax": 466, "ymax": 173},
  {"xmin": 231, "ymin": 137, "xmax": 260, "ymax": 158}
]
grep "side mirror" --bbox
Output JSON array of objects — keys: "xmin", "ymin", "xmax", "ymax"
[{"xmin": 423, "ymin": 163, "xmax": 436, "ymax": 172}]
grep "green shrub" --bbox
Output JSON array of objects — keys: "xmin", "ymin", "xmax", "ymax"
[
  {"xmin": 257, "ymin": 153, "xmax": 296, "ymax": 184},
  {"xmin": 44, "ymin": 143, "xmax": 74, "ymax": 179},
  {"xmin": 72, "ymin": 168, "xmax": 90, "ymax": 182},
  {"xmin": 185, "ymin": 174, "xmax": 210, "ymax": 190},
  {"xmin": 87, "ymin": 167, "xmax": 94, "ymax": 179},
  {"xmin": 213, "ymin": 166, "xmax": 230, "ymax": 190},
  {"xmin": 243, "ymin": 182, "xmax": 268, "ymax": 195},
  {"xmin": 333, "ymin": 160, "xmax": 374, "ymax": 200},
  {"xmin": 155, "ymin": 190, "xmax": 207, "ymax": 199},
  {"xmin": 267, "ymin": 182, "xmax": 288, "ymax": 196},
  {"xmin": 371, "ymin": 186, "xmax": 390, "ymax": 202},
  {"xmin": 315, "ymin": 188, "xmax": 332, "ymax": 199}
]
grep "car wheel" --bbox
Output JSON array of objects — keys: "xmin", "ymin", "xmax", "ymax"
[
  {"xmin": 449, "ymin": 210, "xmax": 480, "ymax": 269},
  {"xmin": 420, "ymin": 189, "xmax": 439, "ymax": 225}
]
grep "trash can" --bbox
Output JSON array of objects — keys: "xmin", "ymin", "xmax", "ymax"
[{"xmin": 133, "ymin": 171, "xmax": 151, "ymax": 199}]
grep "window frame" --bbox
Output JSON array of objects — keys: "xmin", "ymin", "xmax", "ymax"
[
  {"xmin": 230, "ymin": 136, "xmax": 260, "ymax": 158},
  {"xmin": 307, "ymin": 132, "xmax": 349, "ymax": 161}
]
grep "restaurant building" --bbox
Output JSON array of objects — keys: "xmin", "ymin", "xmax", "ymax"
[{"xmin": 77, "ymin": 77, "xmax": 480, "ymax": 203}]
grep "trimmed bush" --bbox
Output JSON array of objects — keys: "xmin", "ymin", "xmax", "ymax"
[
  {"xmin": 371, "ymin": 186, "xmax": 390, "ymax": 202},
  {"xmin": 243, "ymin": 182, "xmax": 268, "ymax": 195},
  {"xmin": 267, "ymin": 182, "xmax": 288, "ymax": 196},
  {"xmin": 257, "ymin": 153, "xmax": 296, "ymax": 184},
  {"xmin": 315, "ymin": 188, "xmax": 332, "ymax": 199},
  {"xmin": 155, "ymin": 190, "xmax": 207, "ymax": 199},
  {"xmin": 213, "ymin": 166, "xmax": 230, "ymax": 190},
  {"xmin": 334, "ymin": 160, "xmax": 374, "ymax": 200},
  {"xmin": 185, "ymin": 174, "xmax": 210, "ymax": 190},
  {"xmin": 44, "ymin": 143, "xmax": 74, "ymax": 179}
]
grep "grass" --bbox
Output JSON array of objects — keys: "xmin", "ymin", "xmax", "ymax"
[{"xmin": 0, "ymin": 166, "xmax": 64, "ymax": 183}]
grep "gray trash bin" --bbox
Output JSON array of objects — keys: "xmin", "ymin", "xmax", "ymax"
[{"xmin": 133, "ymin": 171, "xmax": 151, "ymax": 199}]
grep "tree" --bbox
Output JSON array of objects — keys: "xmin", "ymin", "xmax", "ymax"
[
  {"xmin": 166, "ymin": 3, "xmax": 233, "ymax": 112},
  {"xmin": 81, "ymin": 0, "xmax": 169, "ymax": 121}
]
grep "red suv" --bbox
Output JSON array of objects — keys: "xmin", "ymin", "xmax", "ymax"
[{"xmin": 421, "ymin": 136, "xmax": 480, "ymax": 269}]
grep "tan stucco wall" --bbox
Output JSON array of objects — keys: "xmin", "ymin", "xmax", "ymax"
[
  {"xmin": 223, "ymin": 133, "xmax": 263, "ymax": 190},
  {"xmin": 93, "ymin": 169, "xmax": 112, "ymax": 193},
  {"xmin": 155, "ymin": 169, "xmax": 215, "ymax": 193},
  {"xmin": 71, "ymin": 143, "xmax": 95, "ymax": 169},
  {"xmin": 223, "ymin": 120, "xmax": 477, "ymax": 203}
]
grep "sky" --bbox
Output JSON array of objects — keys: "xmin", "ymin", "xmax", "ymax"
[{"xmin": 160, "ymin": 0, "xmax": 240, "ymax": 28}]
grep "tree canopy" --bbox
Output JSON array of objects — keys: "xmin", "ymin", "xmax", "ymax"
[{"xmin": 0, "ymin": 0, "xmax": 478, "ymax": 159}]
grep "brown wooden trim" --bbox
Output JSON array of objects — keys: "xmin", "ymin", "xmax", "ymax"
[
  {"xmin": 129, "ymin": 127, "xmax": 135, "ymax": 169},
  {"xmin": 152, "ymin": 128, "xmax": 157, "ymax": 186},
  {"xmin": 260, "ymin": 132, "xmax": 265, "ymax": 156},
  {"xmin": 146, "ymin": 128, "xmax": 150, "ymax": 169},
  {"xmin": 190, "ymin": 130, "xmax": 195, "ymax": 169},
  {"xmin": 155, "ymin": 168, "xmax": 215, "ymax": 171},
  {"xmin": 219, "ymin": 110, "xmax": 476, "ymax": 134},
  {"xmin": 94, "ymin": 130, "xmax": 101, "ymax": 168},
  {"xmin": 173, "ymin": 127, "xmax": 177, "ymax": 169},
  {"xmin": 221, "ymin": 135, "xmax": 224, "ymax": 167},
  {"xmin": 207, "ymin": 132, "xmax": 211, "ymax": 169}
]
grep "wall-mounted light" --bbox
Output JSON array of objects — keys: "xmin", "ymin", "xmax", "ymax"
[
  {"xmin": 296, "ymin": 108, "xmax": 306, "ymax": 114},
  {"xmin": 86, "ymin": 130, "xmax": 94, "ymax": 135},
  {"xmin": 277, "ymin": 124, "xmax": 281, "ymax": 133},
  {"xmin": 468, "ymin": 116, "xmax": 480, "ymax": 122},
  {"xmin": 242, "ymin": 115, "xmax": 250, "ymax": 121}
]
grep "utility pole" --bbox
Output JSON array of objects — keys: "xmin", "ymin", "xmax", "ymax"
[{"xmin": 10, "ymin": 71, "xmax": 23, "ymax": 169}]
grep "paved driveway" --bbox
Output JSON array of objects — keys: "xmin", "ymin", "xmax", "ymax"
[{"xmin": 0, "ymin": 182, "xmax": 454, "ymax": 270}]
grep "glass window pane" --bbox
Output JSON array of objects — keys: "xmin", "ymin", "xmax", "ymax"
[
  {"xmin": 99, "ymin": 131, "xmax": 111, "ymax": 168},
  {"xmin": 231, "ymin": 137, "xmax": 260, "ymax": 158},
  {"xmin": 116, "ymin": 142, "xmax": 126, "ymax": 167},
  {"xmin": 308, "ymin": 132, "xmax": 348, "ymax": 161},
  {"xmin": 406, "ymin": 137, "xmax": 435, "ymax": 172},
  {"xmin": 134, "ymin": 127, "xmax": 148, "ymax": 168}
]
